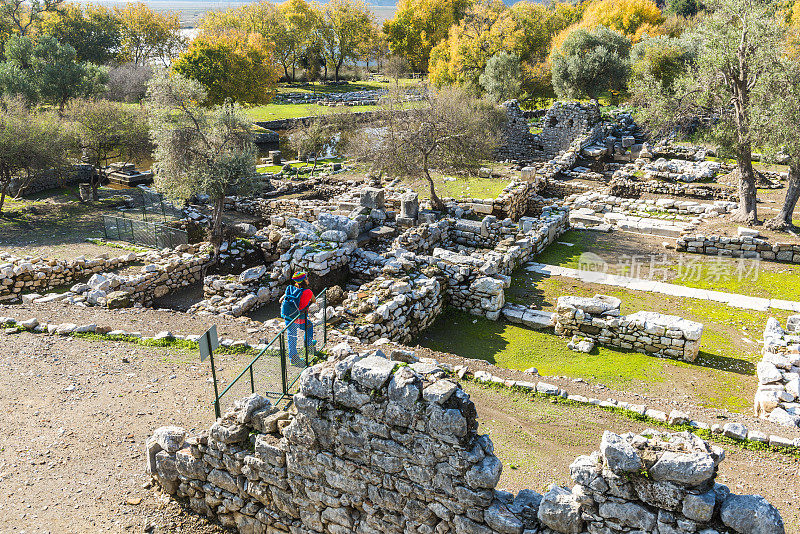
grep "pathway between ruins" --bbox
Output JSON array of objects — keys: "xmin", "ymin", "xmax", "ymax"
[{"xmin": 525, "ymin": 262, "xmax": 800, "ymax": 312}]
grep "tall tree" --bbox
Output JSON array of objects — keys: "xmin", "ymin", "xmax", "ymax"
[
  {"xmin": 116, "ymin": 2, "xmax": 183, "ymax": 66},
  {"xmin": 172, "ymin": 32, "xmax": 280, "ymax": 106},
  {"xmin": 147, "ymin": 71, "xmax": 258, "ymax": 255},
  {"xmin": 551, "ymin": 26, "xmax": 632, "ymax": 101},
  {"xmin": 753, "ymin": 38, "xmax": 800, "ymax": 230},
  {"xmin": 383, "ymin": 0, "xmax": 473, "ymax": 73},
  {"xmin": 0, "ymin": 0, "xmax": 62, "ymax": 38},
  {"xmin": 479, "ymin": 51, "xmax": 523, "ymax": 102},
  {"xmin": 344, "ymin": 86, "xmax": 505, "ymax": 210},
  {"xmin": 632, "ymin": 0, "xmax": 785, "ymax": 224},
  {"xmin": 317, "ymin": 0, "xmax": 374, "ymax": 81},
  {"xmin": 0, "ymin": 35, "xmax": 107, "ymax": 111},
  {"xmin": 68, "ymin": 99, "xmax": 150, "ymax": 201},
  {"xmin": 41, "ymin": 3, "xmax": 122, "ymax": 64},
  {"xmin": 0, "ymin": 97, "xmax": 71, "ymax": 214},
  {"xmin": 428, "ymin": 1, "xmax": 581, "ymax": 99}
]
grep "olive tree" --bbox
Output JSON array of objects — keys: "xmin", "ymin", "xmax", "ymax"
[
  {"xmin": 631, "ymin": 0, "xmax": 785, "ymax": 224},
  {"xmin": 344, "ymin": 85, "xmax": 505, "ymax": 210},
  {"xmin": 0, "ymin": 97, "xmax": 71, "ymax": 213},
  {"xmin": 551, "ymin": 26, "xmax": 632, "ymax": 101},
  {"xmin": 479, "ymin": 52, "xmax": 523, "ymax": 103},
  {"xmin": 68, "ymin": 99, "xmax": 150, "ymax": 201},
  {"xmin": 146, "ymin": 71, "xmax": 258, "ymax": 255}
]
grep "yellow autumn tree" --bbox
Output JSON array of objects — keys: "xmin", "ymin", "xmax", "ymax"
[
  {"xmin": 172, "ymin": 31, "xmax": 280, "ymax": 105},
  {"xmin": 550, "ymin": 0, "xmax": 666, "ymax": 62},
  {"xmin": 428, "ymin": 0, "xmax": 581, "ymax": 99},
  {"xmin": 383, "ymin": 0, "xmax": 474, "ymax": 72}
]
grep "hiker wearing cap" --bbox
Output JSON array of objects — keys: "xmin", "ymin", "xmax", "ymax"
[{"xmin": 279, "ymin": 272, "xmax": 316, "ymax": 365}]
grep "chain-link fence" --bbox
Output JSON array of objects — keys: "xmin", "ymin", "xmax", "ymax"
[
  {"xmin": 103, "ymin": 215, "xmax": 188, "ymax": 249},
  {"xmin": 212, "ymin": 289, "xmax": 328, "ymax": 416}
]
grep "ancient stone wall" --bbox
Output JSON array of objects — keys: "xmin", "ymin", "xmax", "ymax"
[
  {"xmin": 147, "ymin": 353, "xmax": 785, "ymax": 534},
  {"xmin": 676, "ymin": 234, "xmax": 797, "ymax": 262},
  {"xmin": 341, "ymin": 275, "xmax": 443, "ymax": 344},
  {"xmin": 455, "ymin": 181, "xmax": 538, "ymax": 222},
  {"xmin": 7, "ymin": 164, "xmax": 94, "ymax": 197},
  {"xmin": 0, "ymin": 250, "xmax": 140, "ymax": 301},
  {"xmin": 755, "ymin": 316, "xmax": 800, "ymax": 429},
  {"xmin": 554, "ymin": 295, "xmax": 703, "ymax": 362},
  {"xmin": 496, "ymin": 100, "xmax": 543, "ymax": 162},
  {"xmin": 540, "ymin": 101, "xmax": 601, "ymax": 156},
  {"xmin": 608, "ymin": 177, "xmax": 738, "ymax": 202}
]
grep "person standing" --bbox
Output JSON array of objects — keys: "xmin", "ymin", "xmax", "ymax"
[{"xmin": 279, "ymin": 271, "xmax": 316, "ymax": 365}]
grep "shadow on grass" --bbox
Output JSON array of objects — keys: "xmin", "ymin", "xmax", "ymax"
[
  {"xmin": 692, "ymin": 350, "xmax": 755, "ymax": 376},
  {"xmin": 415, "ymin": 307, "xmax": 509, "ymax": 366}
]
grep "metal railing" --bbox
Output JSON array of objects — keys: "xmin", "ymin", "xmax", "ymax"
[
  {"xmin": 103, "ymin": 214, "xmax": 188, "ymax": 249},
  {"xmin": 212, "ymin": 288, "xmax": 328, "ymax": 417}
]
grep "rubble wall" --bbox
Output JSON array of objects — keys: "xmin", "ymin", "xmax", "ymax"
[
  {"xmin": 7, "ymin": 164, "xmax": 94, "ymax": 197},
  {"xmin": 0, "ymin": 251, "xmax": 141, "ymax": 301},
  {"xmin": 147, "ymin": 354, "xmax": 785, "ymax": 534},
  {"xmin": 755, "ymin": 316, "xmax": 800, "ymax": 429},
  {"xmin": 554, "ymin": 295, "xmax": 703, "ymax": 362},
  {"xmin": 540, "ymin": 101, "xmax": 601, "ymax": 156}
]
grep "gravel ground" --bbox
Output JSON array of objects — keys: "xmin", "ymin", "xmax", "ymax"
[{"xmin": 1, "ymin": 303, "xmax": 799, "ymax": 531}]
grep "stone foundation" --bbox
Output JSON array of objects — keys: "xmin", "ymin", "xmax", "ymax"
[
  {"xmin": 554, "ymin": 295, "xmax": 703, "ymax": 362},
  {"xmin": 147, "ymin": 352, "xmax": 784, "ymax": 534},
  {"xmin": 755, "ymin": 316, "xmax": 800, "ymax": 429}
]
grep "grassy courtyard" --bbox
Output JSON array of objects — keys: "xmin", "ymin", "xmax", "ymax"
[{"xmin": 418, "ymin": 230, "xmax": 797, "ymax": 414}]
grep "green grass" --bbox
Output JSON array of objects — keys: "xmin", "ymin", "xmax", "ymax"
[
  {"xmin": 466, "ymin": 379, "xmax": 800, "ymax": 458},
  {"xmin": 245, "ymin": 99, "xmax": 422, "ymax": 122},
  {"xmin": 276, "ymin": 78, "xmax": 419, "ymax": 95},
  {"xmin": 256, "ymin": 157, "xmax": 343, "ymax": 174},
  {"xmin": 536, "ymin": 230, "xmax": 800, "ymax": 301},
  {"xmin": 406, "ymin": 174, "xmax": 512, "ymax": 201}
]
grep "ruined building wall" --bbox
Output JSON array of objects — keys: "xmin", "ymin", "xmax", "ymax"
[
  {"xmin": 554, "ymin": 296, "xmax": 704, "ymax": 362},
  {"xmin": 148, "ymin": 354, "xmax": 785, "ymax": 534},
  {"xmin": 539, "ymin": 101, "xmax": 601, "ymax": 156}
]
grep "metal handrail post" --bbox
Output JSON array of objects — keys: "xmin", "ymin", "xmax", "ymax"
[
  {"xmin": 280, "ymin": 329, "xmax": 288, "ymax": 396},
  {"xmin": 249, "ymin": 364, "xmax": 255, "ymax": 393}
]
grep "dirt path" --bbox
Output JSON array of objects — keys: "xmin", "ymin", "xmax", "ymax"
[
  {"xmin": 1, "ymin": 330, "xmax": 798, "ymax": 532},
  {"xmin": 464, "ymin": 382, "xmax": 800, "ymax": 533},
  {"xmin": 0, "ymin": 333, "xmax": 227, "ymax": 533}
]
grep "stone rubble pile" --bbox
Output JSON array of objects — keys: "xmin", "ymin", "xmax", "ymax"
[
  {"xmin": 564, "ymin": 192, "xmax": 735, "ymax": 236},
  {"xmin": 341, "ymin": 274, "xmax": 443, "ymax": 343},
  {"xmin": 607, "ymin": 177, "xmax": 738, "ymax": 202},
  {"xmin": 755, "ymin": 316, "xmax": 800, "ymax": 428},
  {"xmin": 146, "ymin": 352, "xmax": 785, "ymax": 534},
  {"xmin": 554, "ymin": 295, "xmax": 703, "ymax": 362},
  {"xmin": 637, "ymin": 158, "xmax": 722, "ymax": 183},
  {"xmin": 65, "ymin": 244, "xmax": 218, "ymax": 307}
]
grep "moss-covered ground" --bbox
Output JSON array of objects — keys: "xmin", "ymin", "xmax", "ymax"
[
  {"xmin": 402, "ymin": 173, "xmax": 513, "ymax": 201},
  {"xmin": 418, "ymin": 229, "xmax": 800, "ymax": 414},
  {"xmin": 537, "ymin": 230, "xmax": 800, "ymax": 301}
]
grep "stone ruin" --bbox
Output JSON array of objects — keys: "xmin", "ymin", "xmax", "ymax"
[
  {"xmin": 147, "ymin": 351, "xmax": 784, "ymax": 534},
  {"xmin": 554, "ymin": 295, "xmax": 703, "ymax": 362},
  {"xmin": 755, "ymin": 315, "xmax": 800, "ymax": 428}
]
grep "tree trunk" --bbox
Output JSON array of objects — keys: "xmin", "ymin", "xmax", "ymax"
[
  {"xmin": 423, "ymin": 163, "xmax": 444, "ymax": 211},
  {"xmin": 766, "ymin": 164, "xmax": 800, "ymax": 230},
  {"xmin": 92, "ymin": 167, "xmax": 102, "ymax": 201},
  {"xmin": 209, "ymin": 196, "xmax": 225, "ymax": 258},
  {"xmin": 730, "ymin": 42, "xmax": 758, "ymax": 224},
  {"xmin": 334, "ymin": 63, "xmax": 340, "ymax": 81},
  {"xmin": 0, "ymin": 168, "xmax": 9, "ymax": 215}
]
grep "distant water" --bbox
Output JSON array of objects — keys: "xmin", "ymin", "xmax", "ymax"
[{"xmin": 95, "ymin": 0, "xmax": 397, "ymax": 25}]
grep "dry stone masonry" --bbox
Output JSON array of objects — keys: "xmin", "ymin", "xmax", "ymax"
[
  {"xmin": 755, "ymin": 315, "xmax": 800, "ymax": 428},
  {"xmin": 554, "ymin": 295, "xmax": 703, "ymax": 362},
  {"xmin": 147, "ymin": 352, "xmax": 784, "ymax": 534}
]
